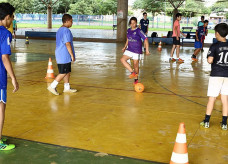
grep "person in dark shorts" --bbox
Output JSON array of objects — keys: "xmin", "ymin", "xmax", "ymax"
[
  {"xmin": 191, "ymin": 20, "xmax": 209, "ymax": 61},
  {"xmin": 200, "ymin": 23, "xmax": 228, "ymax": 130},
  {"xmin": 140, "ymin": 12, "xmax": 149, "ymax": 51},
  {"xmin": 47, "ymin": 14, "xmax": 77, "ymax": 95},
  {"xmin": 169, "ymin": 13, "xmax": 186, "ymax": 63}
]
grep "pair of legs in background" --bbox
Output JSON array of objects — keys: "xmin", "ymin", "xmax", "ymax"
[
  {"xmin": 191, "ymin": 41, "xmax": 203, "ymax": 61},
  {"xmin": 170, "ymin": 37, "xmax": 184, "ymax": 63},
  {"xmin": 120, "ymin": 50, "xmax": 140, "ymax": 84},
  {"xmin": 201, "ymin": 77, "xmax": 228, "ymax": 130},
  {"xmin": 48, "ymin": 62, "xmax": 77, "ymax": 95}
]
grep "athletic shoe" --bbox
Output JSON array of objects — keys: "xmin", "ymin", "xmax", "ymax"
[
  {"xmin": 129, "ymin": 72, "xmax": 138, "ymax": 79},
  {"xmin": 0, "ymin": 140, "xmax": 15, "ymax": 151},
  {"xmin": 63, "ymin": 88, "xmax": 77, "ymax": 93},
  {"xmin": 221, "ymin": 123, "xmax": 227, "ymax": 130},
  {"xmin": 192, "ymin": 58, "xmax": 198, "ymax": 62},
  {"xmin": 200, "ymin": 121, "xmax": 209, "ymax": 128},
  {"xmin": 134, "ymin": 79, "xmax": 139, "ymax": 85},
  {"xmin": 176, "ymin": 58, "xmax": 184, "ymax": 63},
  {"xmin": 191, "ymin": 55, "xmax": 198, "ymax": 61},
  {"xmin": 47, "ymin": 86, "xmax": 59, "ymax": 96},
  {"xmin": 169, "ymin": 58, "xmax": 176, "ymax": 62}
]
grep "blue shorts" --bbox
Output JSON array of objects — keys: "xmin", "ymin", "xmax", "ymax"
[
  {"xmin": 0, "ymin": 89, "xmax": 7, "ymax": 104},
  {"xmin": 194, "ymin": 41, "xmax": 202, "ymax": 49}
]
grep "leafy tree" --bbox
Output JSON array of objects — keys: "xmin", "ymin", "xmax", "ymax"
[{"xmin": 68, "ymin": 0, "xmax": 93, "ymax": 15}]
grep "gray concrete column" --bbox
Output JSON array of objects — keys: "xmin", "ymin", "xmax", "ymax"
[{"xmin": 117, "ymin": 0, "xmax": 128, "ymax": 42}]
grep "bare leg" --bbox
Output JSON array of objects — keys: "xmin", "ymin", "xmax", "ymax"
[
  {"xmin": 176, "ymin": 45, "xmax": 180, "ymax": 58},
  {"xmin": 221, "ymin": 95, "xmax": 228, "ymax": 116},
  {"xmin": 170, "ymin": 45, "xmax": 176, "ymax": 58},
  {"xmin": 55, "ymin": 74, "xmax": 67, "ymax": 82},
  {"xmin": 194, "ymin": 48, "xmax": 201, "ymax": 57},
  {"xmin": 0, "ymin": 102, "xmax": 6, "ymax": 140},
  {"xmin": 206, "ymin": 96, "xmax": 216, "ymax": 115},
  {"xmin": 133, "ymin": 60, "xmax": 139, "ymax": 77},
  {"xmin": 63, "ymin": 73, "xmax": 70, "ymax": 84},
  {"xmin": 120, "ymin": 55, "xmax": 133, "ymax": 73}
]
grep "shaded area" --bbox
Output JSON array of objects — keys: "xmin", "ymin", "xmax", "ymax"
[{"xmin": 0, "ymin": 136, "xmax": 163, "ymax": 164}]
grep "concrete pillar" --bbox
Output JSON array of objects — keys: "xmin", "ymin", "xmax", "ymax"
[
  {"xmin": 47, "ymin": 6, "xmax": 52, "ymax": 29},
  {"xmin": 117, "ymin": 0, "xmax": 128, "ymax": 42}
]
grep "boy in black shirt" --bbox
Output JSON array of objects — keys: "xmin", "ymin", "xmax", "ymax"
[{"xmin": 200, "ymin": 23, "xmax": 228, "ymax": 130}]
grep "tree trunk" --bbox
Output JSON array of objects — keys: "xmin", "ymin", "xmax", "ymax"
[
  {"xmin": 47, "ymin": 6, "xmax": 52, "ymax": 29},
  {"xmin": 117, "ymin": 0, "xmax": 128, "ymax": 42},
  {"xmin": 172, "ymin": 8, "xmax": 178, "ymax": 29}
]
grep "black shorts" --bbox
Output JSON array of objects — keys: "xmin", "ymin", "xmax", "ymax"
[
  {"xmin": 173, "ymin": 37, "xmax": 181, "ymax": 45},
  {"xmin": 57, "ymin": 62, "xmax": 71, "ymax": 74}
]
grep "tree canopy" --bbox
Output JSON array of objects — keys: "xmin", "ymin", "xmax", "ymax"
[{"xmin": 5, "ymin": 0, "xmax": 117, "ymax": 15}]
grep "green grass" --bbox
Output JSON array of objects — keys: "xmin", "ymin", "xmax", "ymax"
[{"xmin": 18, "ymin": 23, "xmax": 215, "ymax": 33}]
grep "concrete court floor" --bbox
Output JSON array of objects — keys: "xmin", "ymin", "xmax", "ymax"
[{"xmin": 1, "ymin": 39, "xmax": 228, "ymax": 164}]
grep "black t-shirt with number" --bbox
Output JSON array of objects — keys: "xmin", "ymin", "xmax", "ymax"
[{"xmin": 207, "ymin": 41, "xmax": 228, "ymax": 77}]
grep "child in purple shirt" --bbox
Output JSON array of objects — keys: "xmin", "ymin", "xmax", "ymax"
[{"xmin": 121, "ymin": 17, "xmax": 149, "ymax": 85}]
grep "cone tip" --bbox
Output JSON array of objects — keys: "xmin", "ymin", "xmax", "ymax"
[{"xmin": 178, "ymin": 122, "xmax": 186, "ymax": 134}]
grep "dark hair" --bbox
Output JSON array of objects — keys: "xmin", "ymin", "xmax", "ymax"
[
  {"xmin": 0, "ymin": 3, "xmax": 15, "ymax": 20},
  {"xmin": 129, "ymin": 17, "xmax": 137, "ymax": 25},
  {"xmin": 176, "ymin": 13, "xmax": 182, "ymax": 18},
  {"xmin": 201, "ymin": 16, "xmax": 205, "ymax": 19},
  {"xmin": 143, "ymin": 12, "xmax": 147, "ymax": 16},
  {"xmin": 215, "ymin": 23, "xmax": 228, "ymax": 38},
  {"xmin": 62, "ymin": 14, "xmax": 72, "ymax": 23},
  {"xmin": 204, "ymin": 20, "xmax": 208, "ymax": 24}
]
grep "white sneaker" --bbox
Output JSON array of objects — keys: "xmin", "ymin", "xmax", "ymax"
[
  {"xmin": 47, "ymin": 86, "xmax": 59, "ymax": 95},
  {"xmin": 63, "ymin": 88, "xmax": 77, "ymax": 93}
]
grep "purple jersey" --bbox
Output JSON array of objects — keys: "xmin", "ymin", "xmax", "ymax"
[{"xmin": 127, "ymin": 28, "xmax": 147, "ymax": 54}]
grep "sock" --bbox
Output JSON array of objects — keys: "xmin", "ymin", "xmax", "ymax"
[
  {"xmin": 222, "ymin": 116, "xmax": 227, "ymax": 125},
  {"xmin": 204, "ymin": 114, "xmax": 211, "ymax": 122},
  {"xmin": 64, "ymin": 83, "xmax": 70, "ymax": 90},
  {"xmin": 50, "ymin": 80, "xmax": 58, "ymax": 89}
]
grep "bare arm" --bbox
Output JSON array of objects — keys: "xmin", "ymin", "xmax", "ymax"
[
  {"xmin": 195, "ymin": 30, "xmax": 199, "ymax": 41},
  {"xmin": 2, "ymin": 55, "xmax": 19, "ymax": 92},
  {"xmin": 207, "ymin": 56, "xmax": 213, "ymax": 64},
  {"xmin": 65, "ymin": 42, "xmax": 75, "ymax": 62},
  {"xmin": 144, "ymin": 39, "xmax": 150, "ymax": 55},
  {"xmin": 122, "ymin": 38, "xmax": 128, "ymax": 52}
]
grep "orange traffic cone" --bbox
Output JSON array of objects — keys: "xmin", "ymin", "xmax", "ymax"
[
  {"xmin": 45, "ymin": 58, "xmax": 55, "ymax": 79},
  {"xmin": 158, "ymin": 41, "xmax": 162, "ymax": 51},
  {"xmin": 170, "ymin": 123, "xmax": 189, "ymax": 164}
]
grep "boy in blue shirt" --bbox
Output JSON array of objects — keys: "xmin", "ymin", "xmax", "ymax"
[
  {"xmin": 191, "ymin": 20, "xmax": 208, "ymax": 61},
  {"xmin": 48, "ymin": 14, "xmax": 76, "ymax": 95},
  {"xmin": 0, "ymin": 3, "xmax": 19, "ymax": 150}
]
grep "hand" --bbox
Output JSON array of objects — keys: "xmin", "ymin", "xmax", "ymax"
[
  {"xmin": 71, "ymin": 56, "xmax": 75, "ymax": 62},
  {"xmin": 145, "ymin": 50, "xmax": 150, "ymax": 56},
  {"xmin": 184, "ymin": 34, "xmax": 187, "ymax": 37},
  {"xmin": 196, "ymin": 38, "xmax": 199, "ymax": 41},
  {"xmin": 122, "ymin": 47, "xmax": 126, "ymax": 53},
  {"xmin": 176, "ymin": 37, "xmax": 179, "ymax": 40},
  {"xmin": 12, "ymin": 78, "xmax": 19, "ymax": 93}
]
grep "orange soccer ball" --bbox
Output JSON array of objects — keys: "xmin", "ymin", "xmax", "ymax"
[{"xmin": 135, "ymin": 83, "xmax": 144, "ymax": 93}]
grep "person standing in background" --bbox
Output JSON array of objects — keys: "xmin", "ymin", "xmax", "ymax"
[{"xmin": 139, "ymin": 12, "xmax": 149, "ymax": 52}]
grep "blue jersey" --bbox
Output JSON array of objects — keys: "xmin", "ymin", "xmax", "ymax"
[
  {"xmin": 55, "ymin": 27, "xmax": 75, "ymax": 64},
  {"xmin": 140, "ymin": 19, "xmax": 149, "ymax": 34},
  {"xmin": 196, "ymin": 26, "xmax": 207, "ymax": 43},
  {"xmin": 0, "ymin": 26, "xmax": 12, "ymax": 89}
]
